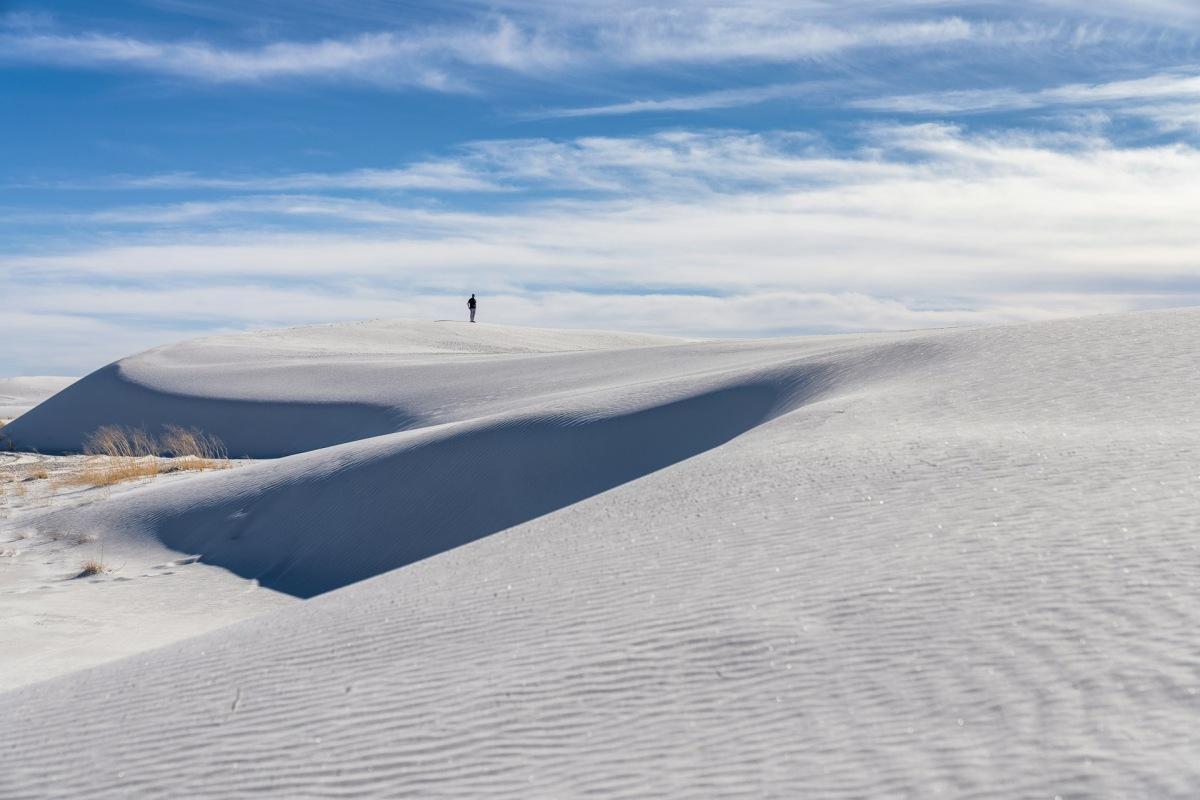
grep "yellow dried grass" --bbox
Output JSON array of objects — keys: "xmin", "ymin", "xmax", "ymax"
[
  {"xmin": 67, "ymin": 424, "xmax": 231, "ymax": 487},
  {"xmin": 77, "ymin": 558, "xmax": 107, "ymax": 577}
]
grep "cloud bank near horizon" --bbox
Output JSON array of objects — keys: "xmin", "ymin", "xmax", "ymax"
[{"xmin": 5, "ymin": 124, "xmax": 1198, "ymax": 373}]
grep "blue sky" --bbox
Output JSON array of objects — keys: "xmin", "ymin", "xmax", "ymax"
[{"xmin": 2, "ymin": 0, "xmax": 1199, "ymax": 374}]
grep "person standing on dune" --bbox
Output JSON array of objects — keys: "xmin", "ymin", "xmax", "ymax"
[{"xmin": 468, "ymin": 293, "xmax": 477, "ymax": 323}]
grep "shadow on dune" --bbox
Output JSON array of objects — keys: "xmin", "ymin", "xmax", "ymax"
[
  {"xmin": 3, "ymin": 364, "xmax": 411, "ymax": 458},
  {"xmin": 151, "ymin": 374, "xmax": 823, "ymax": 598}
]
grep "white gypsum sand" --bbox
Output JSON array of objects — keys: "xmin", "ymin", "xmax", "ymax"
[
  {"xmin": 0, "ymin": 376, "xmax": 76, "ymax": 422},
  {"xmin": 0, "ymin": 451, "xmax": 294, "ymax": 689},
  {"xmin": 3, "ymin": 321, "xmax": 691, "ymax": 457},
  {"xmin": 1, "ymin": 311, "xmax": 1198, "ymax": 797}
]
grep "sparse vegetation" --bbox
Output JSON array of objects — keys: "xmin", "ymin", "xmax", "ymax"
[
  {"xmin": 72, "ymin": 455, "xmax": 161, "ymax": 486},
  {"xmin": 75, "ymin": 538, "xmax": 109, "ymax": 577},
  {"xmin": 28, "ymin": 466, "xmax": 49, "ymax": 480},
  {"xmin": 68, "ymin": 424, "xmax": 231, "ymax": 487},
  {"xmin": 84, "ymin": 425, "xmax": 158, "ymax": 459},
  {"xmin": 76, "ymin": 558, "xmax": 108, "ymax": 577},
  {"xmin": 159, "ymin": 424, "xmax": 229, "ymax": 470}
]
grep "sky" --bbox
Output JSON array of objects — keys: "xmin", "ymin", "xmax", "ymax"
[{"xmin": 2, "ymin": 0, "xmax": 1199, "ymax": 375}]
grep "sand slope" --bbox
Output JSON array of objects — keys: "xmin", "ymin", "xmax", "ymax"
[
  {"xmin": 0, "ymin": 376, "xmax": 75, "ymax": 421},
  {"xmin": 3, "ymin": 310, "xmax": 1199, "ymax": 797},
  {"xmin": 22, "ymin": 328, "xmax": 927, "ymax": 598},
  {"xmin": 2, "ymin": 321, "xmax": 688, "ymax": 456}
]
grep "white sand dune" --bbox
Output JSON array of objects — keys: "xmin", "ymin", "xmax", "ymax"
[
  {"xmin": 0, "ymin": 451, "xmax": 295, "ymax": 692},
  {"xmin": 3, "ymin": 321, "xmax": 688, "ymax": 457},
  {"xmin": 3, "ymin": 310, "xmax": 1199, "ymax": 797},
  {"xmin": 0, "ymin": 376, "xmax": 76, "ymax": 421}
]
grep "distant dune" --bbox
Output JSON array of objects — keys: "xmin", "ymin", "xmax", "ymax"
[
  {"xmin": 3, "ymin": 310, "xmax": 1199, "ymax": 797},
  {"xmin": 0, "ymin": 376, "xmax": 75, "ymax": 421},
  {"xmin": 3, "ymin": 320, "xmax": 687, "ymax": 456}
]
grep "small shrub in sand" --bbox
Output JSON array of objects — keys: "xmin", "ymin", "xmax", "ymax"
[
  {"xmin": 159, "ymin": 425, "xmax": 229, "ymax": 471},
  {"xmin": 73, "ymin": 455, "xmax": 161, "ymax": 487},
  {"xmin": 28, "ymin": 466, "xmax": 49, "ymax": 480},
  {"xmin": 69, "ymin": 424, "xmax": 230, "ymax": 487},
  {"xmin": 76, "ymin": 559, "xmax": 108, "ymax": 577},
  {"xmin": 84, "ymin": 425, "xmax": 158, "ymax": 459}
]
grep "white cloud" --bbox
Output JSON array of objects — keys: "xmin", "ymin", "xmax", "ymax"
[
  {"xmin": 854, "ymin": 70, "xmax": 1200, "ymax": 132},
  {"xmin": 0, "ymin": 18, "xmax": 570, "ymax": 89},
  {"xmin": 1030, "ymin": 0, "xmax": 1200, "ymax": 23},
  {"xmin": 860, "ymin": 71, "xmax": 1200, "ymax": 113},
  {"xmin": 41, "ymin": 131, "xmax": 890, "ymax": 198},
  {"xmin": 78, "ymin": 195, "xmax": 447, "ymax": 225},
  {"xmin": 49, "ymin": 124, "xmax": 1199, "ymax": 214},
  {"xmin": 532, "ymin": 83, "xmax": 827, "ymax": 119},
  {"xmin": 107, "ymin": 161, "xmax": 507, "ymax": 193},
  {"xmin": 0, "ymin": 8, "xmax": 1109, "ymax": 90},
  {"xmin": 595, "ymin": 13, "xmax": 982, "ymax": 64},
  {"xmin": 534, "ymin": 68, "xmax": 1200, "ymax": 123}
]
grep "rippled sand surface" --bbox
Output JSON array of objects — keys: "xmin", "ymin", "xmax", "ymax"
[{"xmin": 2, "ymin": 311, "xmax": 1198, "ymax": 798}]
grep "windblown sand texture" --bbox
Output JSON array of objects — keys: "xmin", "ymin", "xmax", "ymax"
[{"xmin": 3, "ymin": 312, "xmax": 1198, "ymax": 798}]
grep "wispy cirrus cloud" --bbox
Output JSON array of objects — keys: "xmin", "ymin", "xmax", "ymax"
[
  {"xmin": 543, "ymin": 69, "xmax": 1200, "ymax": 123},
  {"xmin": 530, "ymin": 83, "xmax": 830, "ymax": 119},
  {"xmin": 14, "ymin": 124, "xmax": 1200, "ymax": 244},
  {"xmin": 0, "ymin": 16, "xmax": 570, "ymax": 90},
  {"xmin": 1031, "ymin": 0, "xmax": 1200, "ymax": 23},
  {"xmin": 73, "ymin": 195, "xmax": 443, "ymax": 226},
  {"xmin": 0, "ymin": 8, "xmax": 1142, "ymax": 91},
  {"xmin": 856, "ymin": 70, "xmax": 1200, "ymax": 114},
  {"xmin": 27, "ymin": 130, "xmax": 882, "ymax": 198},
  {"xmin": 593, "ymin": 13, "xmax": 985, "ymax": 64},
  {"xmin": 535, "ymin": 65, "xmax": 1200, "ymax": 123},
  {"xmin": 103, "ymin": 161, "xmax": 507, "ymax": 193},
  {"xmin": 853, "ymin": 69, "xmax": 1200, "ymax": 135},
  {"xmin": 53, "ymin": 123, "xmax": 1196, "ymax": 212}
]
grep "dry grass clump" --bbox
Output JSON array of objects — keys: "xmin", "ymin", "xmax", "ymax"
[
  {"xmin": 28, "ymin": 466, "xmax": 49, "ymax": 480},
  {"xmin": 85, "ymin": 425, "xmax": 158, "ymax": 459},
  {"xmin": 69, "ymin": 424, "xmax": 230, "ymax": 487},
  {"xmin": 76, "ymin": 559, "xmax": 108, "ymax": 577},
  {"xmin": 159, "ymin": 424, "xmax": 229, "ymax": 471},
  {"xmin": 74, "ymin": 456, "xmax": 161, "ymax": 487}
]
